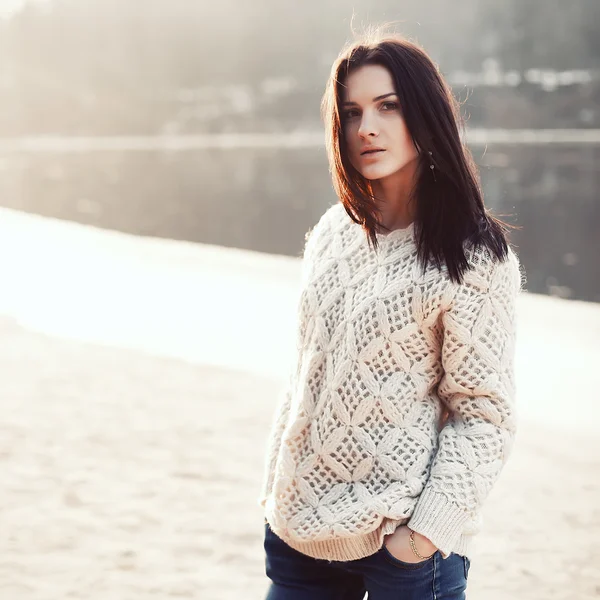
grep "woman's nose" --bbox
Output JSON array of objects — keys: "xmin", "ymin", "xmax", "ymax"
[{"xmin": 358, "ymin": 113, "xmax": 378, "ymax": 138}]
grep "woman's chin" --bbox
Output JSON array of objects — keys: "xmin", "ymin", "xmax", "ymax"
[
  {"xmin": 360, "ymin": 160, "xmax": 416, "ymax": 182},
  {"xmin": 360, "ymin": 166, "xmax": 396, "ymax": 180}
]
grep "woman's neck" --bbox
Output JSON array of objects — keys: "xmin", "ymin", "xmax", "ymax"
[{"xmin": 370, "ymin": 159, "xmax": 418, "ymax": 231}]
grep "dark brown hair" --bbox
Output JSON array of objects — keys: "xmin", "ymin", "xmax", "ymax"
[{"xmin": 320, "ymin": 32, "xmax": 514, "ymax": 284}]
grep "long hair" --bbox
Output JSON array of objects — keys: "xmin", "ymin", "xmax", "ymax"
[{"xmin": 320, "ymin": 32, "xmax": 514, "ymax": 284}]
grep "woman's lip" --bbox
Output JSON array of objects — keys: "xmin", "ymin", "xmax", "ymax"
[{"xmin": 361, "ymin": 149, "xmax": 386, "ymax": 158}]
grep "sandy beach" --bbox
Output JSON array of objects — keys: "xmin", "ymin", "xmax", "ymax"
[{"xmin": 0, "ymin": 208, "xmax": 598, "ymax": 599}]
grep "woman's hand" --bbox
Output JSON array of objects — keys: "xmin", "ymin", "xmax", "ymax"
[{"xmin": 383, "ymin": 525, "xmax": 438, "ymax": 563}]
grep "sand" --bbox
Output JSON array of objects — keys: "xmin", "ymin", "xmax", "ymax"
[{"xmin": 0, "ymin": 207, "xmax": 598, "ymax": 599}]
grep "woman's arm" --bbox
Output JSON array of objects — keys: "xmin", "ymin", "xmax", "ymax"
[
  {"xmin": 258, "ymin": 385, "xmax": 293, "ymax": 508},
  {"xmin": 407, "ymin": 246, "xmax": 524, "ymax": 557},
  {"xmin": 257, "ymin": 206, "xmax": 334, "ymax": 508}
]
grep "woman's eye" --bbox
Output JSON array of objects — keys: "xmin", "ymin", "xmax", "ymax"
[{"xmin": 343, "ymin": 102, "xmax": 397, "ymax": 120}]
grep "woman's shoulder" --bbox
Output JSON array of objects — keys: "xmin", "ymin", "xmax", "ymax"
[
  {"xmin": 304, "ymin": 202, "xmax": 344, "ymax": 238},
  {"xmin": 303, "ymin": 202, "xmax": 345, "ymax": 255},
  {"xmin": 462, "ymin": 241, "xmax": 524, "ymax": 294}
]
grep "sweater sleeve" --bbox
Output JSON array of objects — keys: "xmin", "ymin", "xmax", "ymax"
[
  {"xmin": 258, "ymin": 384, "xmax": 293, "ymax": 508},
  {"xmin": 257, "ymin": 206, "xmax": 333, "ymax": 508},
  {"xmin": 407, "ymin": 247, "xmax": 523, "ymax": 557}
]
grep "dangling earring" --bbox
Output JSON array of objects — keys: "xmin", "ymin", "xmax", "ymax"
[{"xmin": 428, "ymin": 151, "xmax": 437, "ymax": 182}]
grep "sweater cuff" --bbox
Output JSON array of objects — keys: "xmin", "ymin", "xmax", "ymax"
[{"xmin": 407, "ymin": 489, "xmax": 470, "ymax": 559}]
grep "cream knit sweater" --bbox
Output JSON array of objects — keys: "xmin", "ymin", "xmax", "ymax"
[{"xmin": 258, "ymin": 202, "xmax": 523, "ymax": 562}]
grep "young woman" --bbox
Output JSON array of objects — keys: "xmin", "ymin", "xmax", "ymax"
[{"xmin": 258, "ymin": 32, "xmax": 523, "ymax": 600}]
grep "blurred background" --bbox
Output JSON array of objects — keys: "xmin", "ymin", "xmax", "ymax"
[
  {"xmin": 0, "ymin": 2, "xmax": 598, "ymax": 600},
  {"xmin": 0, "ymin": 0, "xmax": 598, "ymax": 299}
]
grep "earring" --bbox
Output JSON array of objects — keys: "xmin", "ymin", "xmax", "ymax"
[{"xmin": 428, "ymin": 151, "xmax": 437, "ymax": 182}]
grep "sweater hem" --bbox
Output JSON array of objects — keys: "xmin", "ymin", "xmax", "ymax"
[
  {"xmin": 265, "ymin": 514, "xmax": 474, "ymax": 562},
  {"xmin": 272, "ymin": 517, "xmax": 408, "ymax": 562}
]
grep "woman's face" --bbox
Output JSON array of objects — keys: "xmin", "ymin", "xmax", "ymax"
[{"xmin": 341, "ymin": 64, "xmax": 418, "ymax": 181}]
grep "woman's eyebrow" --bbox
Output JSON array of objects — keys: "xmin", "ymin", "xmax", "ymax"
[{"xmin": 342, "ymin": 92, "xmax": 397, "ymax": 106}]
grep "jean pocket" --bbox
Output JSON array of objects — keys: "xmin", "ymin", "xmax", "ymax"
[
  {"xmin": 463, "ymin": 556, "xmax": 471, "ymax": 579},
  {"xmin": 380, "ymin": 543, "xmax": 436, "ymax": 570}
]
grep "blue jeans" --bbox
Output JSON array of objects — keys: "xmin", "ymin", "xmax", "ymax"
[{"xmin": 264, "ymin": 522, "xmax": 470, "ymax": 600}]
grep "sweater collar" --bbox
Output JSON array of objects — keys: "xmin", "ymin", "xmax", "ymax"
[
  {"xmin": 374, "ymin": 221, "xmax": 415, "ymax": 244},
  {"xmin": 336, "ymin": 204, "xmax": 415, "ymax": 247}
]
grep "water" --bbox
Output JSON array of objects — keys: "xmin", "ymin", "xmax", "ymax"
[{"xmin": 0, "ymin": 135, "xmax": 598, "ymax": 302}]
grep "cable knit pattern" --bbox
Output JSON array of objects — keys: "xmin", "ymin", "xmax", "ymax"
[{"xmin": 258, "ymin": 202, "xmax": 523, "ymax": 562}]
